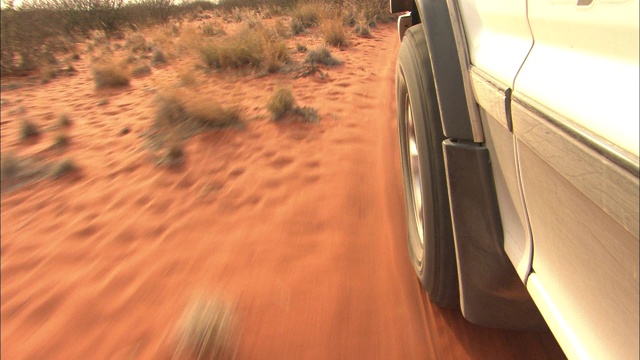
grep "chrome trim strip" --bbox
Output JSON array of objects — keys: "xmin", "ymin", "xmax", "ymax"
[{"xmin": 512, "ymin": 94, "xmax": 639, "ymax": 236}]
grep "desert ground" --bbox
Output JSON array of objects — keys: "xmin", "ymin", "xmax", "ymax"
[{"xmin": 1, "ymin": 5, "xmax": 566, "ymax": 359}]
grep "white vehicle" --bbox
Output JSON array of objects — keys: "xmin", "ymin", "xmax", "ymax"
[{"xmin": 389, "ymin": 0, "xmax": 639, "ymax": 358}]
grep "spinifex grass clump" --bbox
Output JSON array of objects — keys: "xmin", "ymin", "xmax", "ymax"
[
  {"xmin": 290, "ymin": 1, "xmax": 325, "ymax": 35},
  {"xmin": 305, "ymin": 46, "xmax": 342, "ymax": 67},
  {"xmin": 198, "ymin": 25, "xmax": 289, "ymax": 72},
  {"xmin": 155, "ymin": 90, "xmax": 242, "ymax": 130},
  {"xmin": 322, "ymin": 18, "xmax": 349, "ymax": 47},
  {"xmin": 92, "ymin": 61, "xmax": 131, "ymax": 89},
  {"xmin": 268, "ymin": 87, "xmax": 319, "ymax": 123},
  {"xmin": 19, "ymin": 119, "xmax": 40, "ymax": 141}
]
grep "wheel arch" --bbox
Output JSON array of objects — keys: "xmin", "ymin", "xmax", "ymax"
[{"xmin": 392, "ymin": 0, "xmax": 483, "ymax": 142}]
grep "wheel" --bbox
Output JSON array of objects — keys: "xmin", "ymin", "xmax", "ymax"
[{"xmin": 396, "ymin": 25, "xmax": 459, "ymax": 308}]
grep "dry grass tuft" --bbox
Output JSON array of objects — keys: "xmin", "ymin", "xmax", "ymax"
[
  {"xmin": 354, "ymin": 20, "xmax": 372, "ymax": 37},
  {"xmin": 51, "ymin": 158, "xmax": 77, "ymax": 178},
  {"xmin": 173, "ymin": 295, "xmax": 237, "ymax": 360},
  {"xmin": 290, "ymin": 2, "xmax": 325, "ymax": 34},
  {"xmin": 305, "ymin": 46, "xmax": 342, "ymax": 66},
  {"xmin": 126, "ymin": 34, "xmax": 149, "ymax": 53},
  {"xmin": 322, "ymin": 18, "xmax": 349, "ymax": 47},
  {"xmin": 159, "ymin": 142, "xmax": 185, "ymax": 168},
  {"xmin": 92, "ymin": 61, "xmax": 131, "ymax": 89},
  {"xmin": 52, "ymin": 133, "xmax": 70, "ymax": 148},
  {"xmin": 198, "ymin": 25, "xmax": 288, "ymax": 72},
  {"xmin": 20, "ymin": 119, "xmax": 40, "ymax": 141},
  {"xmin": 58, "ymin": 113, "xmax": 72, "ymax": 127},
  {"xmin": 268, "ymin": 86, "xmax": 296, "ymax": 120},
  {"xmin": 155, "ymin": 89, "xmax": 241, "ymax": 130},
  {"xmin": 268, "ymin": 87, "xmax": 320, "ymax": 123},
  {"xmin": 152, "ymin": 49, "xmax": 167, "ymax": 64},
  {"xmin": 1, "ymin": 152, "xmax": 20, "ymax": 182},
  {"xmin": 202, "ymin": 22, "xmax": 226, "ymax": 37},
  {"xmin": 132, "ymin": 64, "xmax": 152, "ymax": 77}
]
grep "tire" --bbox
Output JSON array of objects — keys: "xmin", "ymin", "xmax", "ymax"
[{"xmin": 396, "ymin": 25, "xmax": 459, "ymax": 308}]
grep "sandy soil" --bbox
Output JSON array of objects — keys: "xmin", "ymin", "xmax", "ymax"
[{"xmin": 1, "ymin": 15, "xmax": 565, "ymax": 360}]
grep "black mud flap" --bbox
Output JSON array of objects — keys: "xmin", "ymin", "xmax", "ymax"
[{"xmin": 443, "ymin": 139, "xmax": 546, "ymax": 330}]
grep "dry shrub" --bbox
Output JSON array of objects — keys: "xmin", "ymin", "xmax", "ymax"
[
  {"xmin": 305, "ymin": 46, "xmax": 342, "ymax": 66},
  {"xmin": 58, "ymin": 113, "xmax": 72, "ymax": 127},
  {"xmin": 268, "ymin": 87, "xmax": 319, "ymax": 123},
  {"xmin": 52, "ymin": 133, "xmax": 70, "ymax": 148},
  {"xmin": 126, "ymin": 34, "xmax": 149, "ymax": 53},
  {"xmin": 51, "ymin": 158, "xmax": 77, "ymax": 178},
  {"xmin": 322, "ymin": 18, "xmax": 348, "ymax": 47},
  {"xmin": 132, "ymin": 64, "xmax": 151, "ymax": 77},
  {"xmin": 199, "ymin": 25, "xmax": 288, "ymax": 72},
  {"xmin": 92, "ymin": 60, "xmax": 131, "ymax": 89},
  {"xmin": 354, "ymin": 18, "xmax": 372, "ymax": 38},
  {"xmin": 202, "ymin": 22, "xmax": 226, "ymax": 37},
  {"xmin": 291, "ymin": 1, "xmax": 325, "ymax": 33},
  {"xmin": 173, "ymin": 295, "xmax": 237, "ymax": 360},
  {"xmin": 268, "ymin": 86, "xmax": 296, "ymax": 120},
  {"xmin": 152, "ymin": 49, "xmax": 167, "ymax": 64},
  {"xmin": 160, "ymin": 142, "xmax": 185, "ymax": 168},
  {"xmin": 273, "ymin": 18, "xmax": 289, "ymax": 38},
  {"xmin": 20, "ymin": 119, "xmax": 40, "ymax": 140},
  {"xmin": 156, "ymin": 89, "xmax": 241, "ymax": 129},
  {"xmin": 1, "ymin": 152, "xmax": 20, "ymax": 182}
]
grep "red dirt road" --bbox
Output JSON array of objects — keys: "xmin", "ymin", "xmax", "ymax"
[{"xmin": 1, "ymin": 21, "xmax": 565, "ymax": 359}]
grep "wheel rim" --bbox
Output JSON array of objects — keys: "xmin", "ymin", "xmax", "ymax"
[{"xmin": 405, "ymin": 93, "xmax": 424, "ymax": 250}]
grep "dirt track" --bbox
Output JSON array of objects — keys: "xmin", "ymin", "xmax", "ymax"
[{"xmin": 1, "ymin": 20, "xmax": 565, "ymax": 359}]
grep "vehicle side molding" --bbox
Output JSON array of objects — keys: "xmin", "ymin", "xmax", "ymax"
[{"xmin": 442, "ymin": 139, "xmax": 546, "ymax": 329}]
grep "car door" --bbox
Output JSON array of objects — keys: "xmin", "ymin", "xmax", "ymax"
[
  {"xmin": 512, "ymin": 0, "xmax": 639, "ymax": 358},
  {"xmin": 457, "ymin": 0, "xmax": 536, "ymax": 279}
]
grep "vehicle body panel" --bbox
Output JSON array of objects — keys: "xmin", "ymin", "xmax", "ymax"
[{"xmin": 391, "ymin": 0, "xmax": 640, "ymax": 357}]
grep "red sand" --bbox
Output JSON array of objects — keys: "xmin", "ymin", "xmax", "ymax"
[{"xmin": 1, "ymin": 19, "xmax": 565, "ymax": 359}]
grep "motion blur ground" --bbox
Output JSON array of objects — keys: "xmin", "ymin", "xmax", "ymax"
[{"xmin": 2, "ymin": 2, "xmax": 564, "ymax": 359}]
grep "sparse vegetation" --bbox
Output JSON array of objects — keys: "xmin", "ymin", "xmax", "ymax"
[
  {"xmin": 52, "ymin": 133, "xmax": 70, "ymax": 148},
  {"xmin": 92, "ymin": 61, "xmax": 131, "ymax": 89},
  {"xmin": 202, "ymin": 23, "xmax": 226, "ymax": 37},
  {"xmin": 132, "ymin": 64, "xmax": 151, "ymax": 77},
  {"xmin": 354, "ymin": 20, "xmax": 372, "ymax": 38},
  {"xmin": 51, "ymin": 158, "xmax": 77, "ymax": 178},
  {"xmin": 126, "ymin": 34, "xmax": 149, "ymax": 53},
  {"xmin": 160, "ymin": 142, "xmax": 185, "ymax": 167},
  {"xmin": 290, "ymin": 2, "xmax": 324, "ymax": 35},
  {"xmin": 58, "ymin": 113, "xmax": 72, "ymax": 127},
  {"xmin": 155, "ymin": 89, "xmax": 242, "ymax": 130},
  {"xmin": 152, "ymin": 49, "xmax": 167, "ymax": 64},
  {"xmin": 173, "ymin": 295, "xmax": 237, "ymax": 360},
  {"xmin": 296, "ymin": 43, "xmax": 308, "ymax": 52},
  {"xmin": 268, "ymin": 86, "xmax": 319, "ymax": 122},
  {"xmin": 1, "ymin": 152, "xmax": 20, "ymax": 182},
  {"xmin": 322, "ymin": 18, "xmax": 349, "ymax": 47},
  {"xmin": 268, "ymin": 86, "xmax": 296, "ymax": 120},
  {"xmin": 20, "ymin": 119, "xmax": 40, "ymax": 140},
  {"xmin": 198, "ymin": 25, "xmax": 288, "ymax": 72},
  {"xmin": 305, "ymin": 46, "xmax": 342, "ymax": 66}
]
